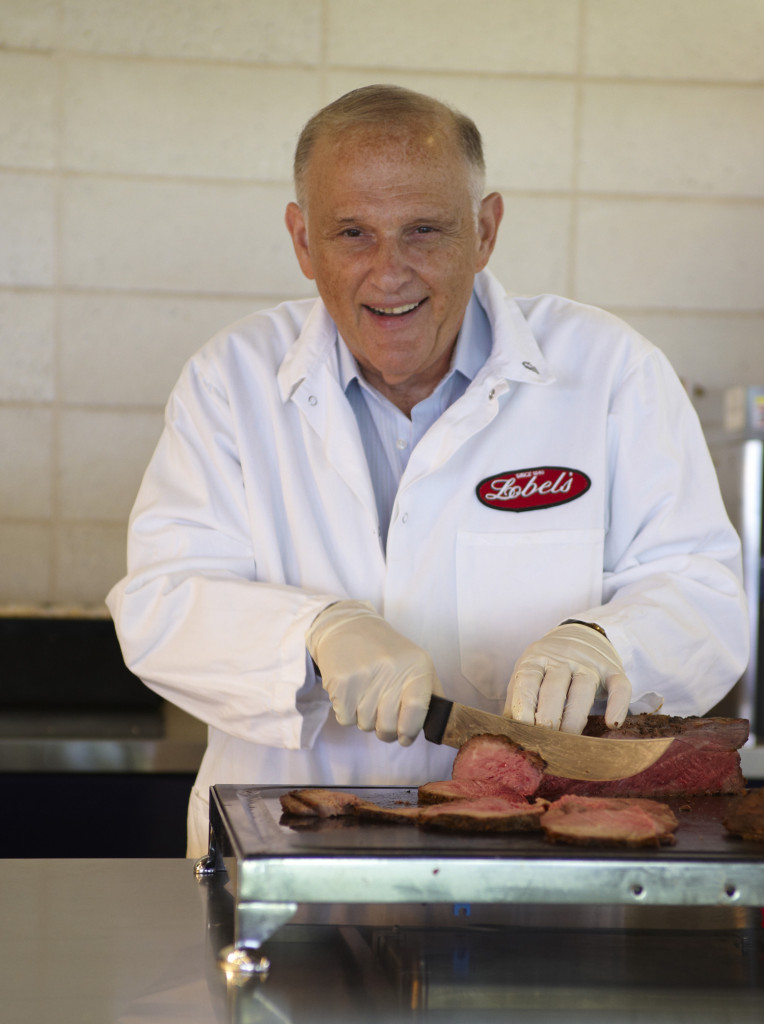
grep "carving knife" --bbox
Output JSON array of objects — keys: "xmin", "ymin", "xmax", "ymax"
[{"xmin": 423, "ymin": 695, "xmax": 673, "ymax": 781}]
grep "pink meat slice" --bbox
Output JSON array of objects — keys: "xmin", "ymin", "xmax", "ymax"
[
  {"xmin": 418, "ymin": 796, "xmax": 548, "ymax": 832},
  {"xmin": 541, "ymin": 794, "xmax": 678, "ymax": 847},
  {"xmin": 451, "ymin": 734, "xmax": 546, "ymax": 795}
]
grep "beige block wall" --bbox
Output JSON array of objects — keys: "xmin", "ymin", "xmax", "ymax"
[{"xmin": 1, "ymin": 0, "xmax": 763, "ymax": 609}]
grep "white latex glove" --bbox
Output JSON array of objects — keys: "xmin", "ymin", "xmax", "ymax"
[
  {"xmin": 504, "ymin": 621, "xmax": 631, "ymax": 735},
  {"xmin": 306, "ymin": 600, "xmax": 443, "ymax": 746}
]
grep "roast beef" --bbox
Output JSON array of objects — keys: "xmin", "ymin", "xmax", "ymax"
[
  {"xmin": 279, "ymin": 788, "xmax": 546, "ymax": 833},
  {"xmin": 279, "ymin": 788, "xmax": 362, "ymax": 817},
  {"xmin": 418, "ymin": 779, "xmax": 531, "ymax": 805},
  {"xmin": 722, "ymin": 788, "xmax": 764, "ymax": 842},
  {"xmin": 352, "ymin": 799, "xmax": 422, "ymax": 824},
  {"xmin": 279, "ymin": 784, "xmax": 680, "ymax": 845},
  {"xmin": 418, "ymin": 795, "xmax": 548, "ymax": 832},
  {"xmin": 585, "ymin": 713, "xmax": 749, "ymax": 749},
  {"xmin": 452, "ymin": 733, "xmax": 547, "ymax": 793},
  {"xmin": 541, "ymin": 794, "xmax": 678, "ymax": 847},
  {"xmin": 537, "ymin": 713, "xmax": 748, "ymax": 800},
  {"xmin": 419, "ymin": 733, "xmax": 546, "ymax": 805}
]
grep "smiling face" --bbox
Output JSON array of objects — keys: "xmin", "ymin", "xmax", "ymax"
[{"xmin": 285, "ymin": 124, "xmax": 503, "ymax": 413}]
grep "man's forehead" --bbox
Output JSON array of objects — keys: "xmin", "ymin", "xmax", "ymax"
[
  {"xmin": 299, "ymin": 120, "xmax": 480, "ymax": 222},
  {"xmin": 315, "ymin": 175, "xmax": 473, "ymax": 226},
  {"xmin": 325, "ymin": 198, "xmax": 462, "ymax": 227}
]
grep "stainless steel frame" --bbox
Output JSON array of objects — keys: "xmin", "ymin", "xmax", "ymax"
[
  {"xmin": 196, "ymin": 784, "xmax": 764, "ymax": 972},
  {"xmin": 695, "ymin": 386, "xmax": 764, "ymax": 745}
]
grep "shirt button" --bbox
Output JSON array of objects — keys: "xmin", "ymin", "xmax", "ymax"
[{"xmin": 395, "ymin": 438, "xmax": 408, "ymax": 450}]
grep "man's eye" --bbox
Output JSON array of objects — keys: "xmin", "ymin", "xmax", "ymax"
[{"xmin": 341, "ymin": 228, "xmax": 363, "ymax": 238}]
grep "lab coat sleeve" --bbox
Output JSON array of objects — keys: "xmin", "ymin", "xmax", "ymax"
[
  {"xmin": 572, "ymin": 347, "xmax": 749, "ymax": 716},
  {"xmin": 106, "ymin": 354, "xmax": 336, "ymax": 749}
]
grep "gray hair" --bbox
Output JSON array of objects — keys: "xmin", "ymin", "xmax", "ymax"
[{"xmin": 293, "ymin": 84, "xmax": 486, "ymax": 212}]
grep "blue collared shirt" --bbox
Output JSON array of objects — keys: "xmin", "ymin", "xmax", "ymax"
[{"xmin": 337, "ymin": 291, "xmax": 492, "ymax": 549}]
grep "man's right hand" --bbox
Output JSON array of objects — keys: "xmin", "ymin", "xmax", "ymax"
[{"xmin": 306, "ymin": 600, "xmax": 442, "ymax": 746}]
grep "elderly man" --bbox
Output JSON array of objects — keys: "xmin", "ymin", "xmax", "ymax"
[{"xmin": 107, "ymin": 85, "xmax": 748, "ymax": 857}]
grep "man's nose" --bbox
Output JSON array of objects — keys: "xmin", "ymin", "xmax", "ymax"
[{"xmin": 368, "ymin": 238, "xmax": 411, "ymax": 289}]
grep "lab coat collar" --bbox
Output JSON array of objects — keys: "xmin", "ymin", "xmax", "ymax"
[
  {"xmin": 277, "ymin": 297, "xmax": 338, "ymax": 402},
  {"xmin": 473, "ymin": 268, "xmax": 555, "ymax": 388},
  {"xmin": 277, "ymin": 268, "xmax": 555, "ymax": 402}
]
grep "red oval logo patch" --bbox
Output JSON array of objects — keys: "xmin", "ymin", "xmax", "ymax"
[{"xmin": 476, "ymin": 467, "xmax": 591, "ymax": 512}]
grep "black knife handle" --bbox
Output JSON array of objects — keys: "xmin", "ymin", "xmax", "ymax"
[{"xmin": 423, "ymin": 694, "xmax": 453, "ymax": 744}]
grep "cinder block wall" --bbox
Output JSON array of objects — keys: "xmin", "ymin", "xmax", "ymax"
[{"xmin": 2, "ymin": 0, "xmax": 763, "ymax": 608}]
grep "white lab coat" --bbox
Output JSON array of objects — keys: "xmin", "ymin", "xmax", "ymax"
[{"xmin": 106, "ymin": 270, "xmax": 748, "ymax": 855}]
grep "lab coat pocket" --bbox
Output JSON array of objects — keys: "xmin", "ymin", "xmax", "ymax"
[{"xmin": 455, "ymin": 528, "xmax": 604, "ymax": 700}]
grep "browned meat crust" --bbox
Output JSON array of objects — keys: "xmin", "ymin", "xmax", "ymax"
[
  {"xmin": 585, "ymin": 713, "xmax": 749, "ymax": 750},
  {"xmin": 722, "ymin": 789, "xmax": 764, "ymax": 842},
  {"xmin": 541, "ymin": 794, "xmax": 678, "ymax": 847},
  {"xmin": 279, "ymin": 788, "xmax": 361, "ymax": 817},
  {"xmin": 352, "ymin": 800, "xmax": 422, "ymax": 824}
]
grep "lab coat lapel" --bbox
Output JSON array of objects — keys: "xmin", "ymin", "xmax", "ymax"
[{"xmin": 278, "ymin": 299, "xmax": 380, "ymax": 524}]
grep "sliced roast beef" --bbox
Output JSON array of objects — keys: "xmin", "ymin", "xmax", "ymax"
[
  {"xmin": 352, "ymin": 799, "xmax": 422, "ymax": 824},
  {"xmin": 723, "ymin": 788, "xmax": 764, "ymax": 842},
  {"xmin": 452, "ymin": 733, "xmax": 546, "ymax": 794},
  {"xmin": 537, "ymin": 713, "xmax": 748, "ymax": 800},
  {"xmin": 541, "ymin": 794, "xmax": 678, "ymax": 847},
  {"xmin": 418, "ymin": 795, "xmax": 548, "ymax": 832},
  {"xmin": 279, "ymin": 788, "xmax": 362, "ymax": 817},
  {"xmin": 418, "ymin": 733, "xmax": 545, "ymax": 806},
  {"xmin": 418, "ymin": 779, "xmax": 531, "ymax": 805}
]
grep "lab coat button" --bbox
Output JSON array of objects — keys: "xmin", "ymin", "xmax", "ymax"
[
  {"xmin": 308, "ymin": 395, "xmax": 317, "ymax": 406},
  {"xmin": 401, "ymin": 513, "xmax": 409, "ymax": 524}
]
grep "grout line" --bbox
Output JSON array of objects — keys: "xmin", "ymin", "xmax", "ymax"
[
  {"xmin": 318, "ymin": 0, "xmax": 330, "ymax": 104},
  {"xmin": 3, "ymin": 42, "xmax": 764, "ymax": 89},
  {"xmin": 566, "ymin": 0, "xmax": 588, "ymax": 300},
  {"xmin": 48, "ymin": 5, "xmax": 67, "ymax": 606},
  {"xmin": 0, "ymin": 280, "xmax": 761, "ymax": 317},
  {"xmin": 5, "ymin": 166, "xmax": 764, "ymax": 209}
]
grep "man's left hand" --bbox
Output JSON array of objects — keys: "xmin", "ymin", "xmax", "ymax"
[{"xmin": 504, "ymin": 622, "xmax": 631, "ymax": 734}]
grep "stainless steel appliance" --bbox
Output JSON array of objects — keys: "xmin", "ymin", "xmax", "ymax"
[
  {"xmin": 196, "ymin": 783, "xmax": 764, "ymax": 975},
  {"xmin": 693, "ymin": 385, "xmax": 764, "ymax": 747}
]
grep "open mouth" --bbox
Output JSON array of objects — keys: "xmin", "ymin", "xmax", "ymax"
[{"xmin": 364, "ymin": 299, "xmax": 426, "ymax": 318}]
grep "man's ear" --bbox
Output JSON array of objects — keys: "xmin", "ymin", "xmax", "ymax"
[
  {"xmin": 475, "ymin": 192, "xmax": 504, "ymax": 272},
  {"xmin": 285, "ymin": 202, "xmax": 315, "ymax": 280}
]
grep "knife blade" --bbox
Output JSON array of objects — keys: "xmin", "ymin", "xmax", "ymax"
[{"xmin": 423, "ymin": 695, "xmax": 673, "ymax": 781}]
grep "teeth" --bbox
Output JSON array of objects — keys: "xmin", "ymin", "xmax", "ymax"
[{"xmin": 368, "ymin": 301, "xmax": 421, "ymax": 316}]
